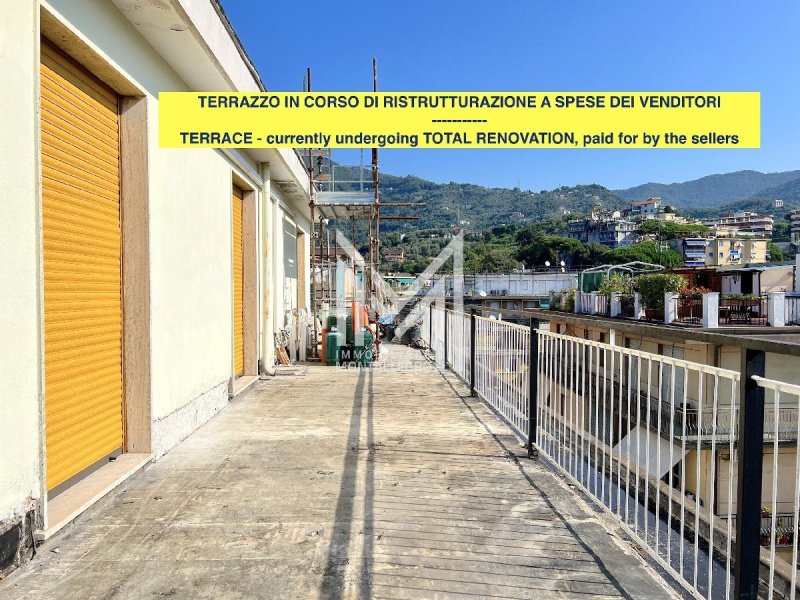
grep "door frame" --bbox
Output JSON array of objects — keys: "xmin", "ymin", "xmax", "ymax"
[{"xmin": 37, "ymin": 10, "xmax": 152, "ymax": 527}]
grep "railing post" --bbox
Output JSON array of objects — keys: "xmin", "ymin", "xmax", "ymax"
[
  {"xmin": 734, "ymin": 347, "xmax": 766, "ymax": 600},
  {"xmin": 610, "ymin": 292, "xmax": 622, "ymax": 317},
  {"xmin": 469, "ymin": 308, "xmax": 476, "ymax": 396},
  {"xmin": 430, "ymin": 301, "xmax": 434, "ymax": 347},
  {"xmin": 702, "ymin": 292, "xmax": 719, "ymax": 328},
  {"xmin": 527, "ymin": 318, "xmax": 539, "ymax": 458},
  {"xmin": 444, "ymin": 305, "xmax": 449, "ymax": 368},
  {"xmin": 665, "ymin": 291, "xmax": 678, "ymax": 324},
  {"xmin": 768, "ymin": 291, "xmax": 785, "ymax": 327}
]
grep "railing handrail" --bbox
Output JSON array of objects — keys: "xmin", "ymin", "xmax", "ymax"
[
  {"xmin": 539, "ymin": 329, "xmax": 740, "ymax": 380},
  {"xmin": 753, "ymin": 375, "xmax": 800, "ymax": 397}
]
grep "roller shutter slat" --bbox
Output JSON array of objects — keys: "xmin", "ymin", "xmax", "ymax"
[
  {"xmin": 40, "ymin": 68, "xmax": 119, "ymax": 131},
  {"xmin": 41, "ymin": 94, "xmax": 119, "ymax": 148},
  {"xmin": 41, "ymin": 40, "xmax": 124, "ymax": 491},
  {"xmin": 42, "ymin": 152, "xmax": 120, "ymax": 196},
  {"xmin": 41, "ymin": 41, "xmax": 117, "ymax": 106},
  {"xmin": 42, "ymin": 140, "xmax": 119, "ymax": 180},
  {"xmin": 41, "ymin": 121, "xmax": 119, "ymax": 169},
  {"xmin": 42, "ymin": 180, "xmax": 122, "ymax": 214},
  {"xmin": 40, "ymin": 107, "xmax": 119, "ymax": 157},
  {"xmin": 232, "ymin": 187, "xmax": 244, "ymax": 376}
]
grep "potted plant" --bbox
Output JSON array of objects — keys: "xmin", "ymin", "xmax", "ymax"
[
  {"xmin": 564, "ymin": 288, "xmax": 576, "ymax": 312},
  {"xmin": 635, "ymin": 273, "xmax": 687, "ymax": 321}
]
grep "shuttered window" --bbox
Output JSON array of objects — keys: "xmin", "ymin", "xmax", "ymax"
[
  {"xmin": 41, "ymin": 41, "xmax": 124, "ymax": 491},
  {"xmin": 232, "ymin": 186, "xmax": 244, "ymax": 376}
]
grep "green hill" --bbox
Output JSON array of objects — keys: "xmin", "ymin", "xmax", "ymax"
[
  {"xmin": 377, "ymin": 173, "xmax": 625, "ymax": 231},
  {"xmin": 614, "ymin": 170, "xmax": 800, "ymax": 208}
]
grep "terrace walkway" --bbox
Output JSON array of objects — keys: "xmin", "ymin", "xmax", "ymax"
[{"xmin": 0, "ymin": 344, "xmax": 676, "ymax": 599}]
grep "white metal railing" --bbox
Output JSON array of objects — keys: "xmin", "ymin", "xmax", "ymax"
[
  {"xmin": 786, "ymin": 295, "xmax": 800, "ymax": 326},
  {"xmin": 752, "ymin": 376, "xmax": 800, "ymax": 600},
  {"xmin": 537, "ymin": 329, "xmax": 740, "ymax": 600},
  {"xmin": 576, "ymin": 291, "xmax": 592, "ymax": 313},
  {"xmin": 421, "ymin": 305, "xmax": 432, "ymax": 347},
  {"xmin": 445, "ymin": 310, "xmax": 471, "ymax": 382},
  {"xmin": 426, "ymin": 312, "xmax": 800, "ymax": 599},
  {"xmin": 431, "ymin": 305, "xmax": 445, "ymax": 367},
  {"xmin": 474, "ymin": 316, "xmax": 530, "ymax": 440}
]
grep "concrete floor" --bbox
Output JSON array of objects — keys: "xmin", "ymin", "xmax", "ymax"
[{"xmin": 1, "ymin": 344, "xmax": 678, "ymax": 599}]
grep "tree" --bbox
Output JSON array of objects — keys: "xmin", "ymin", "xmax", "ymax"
[
  {"xmin": 466, "ymin": 242, "xmax": 519, "ymax": 272},
  {"xmin": 636, "ymin": 273, "xmax": 687, "ymax": 310},
  {"xmin": 637, "ymin": 220, "xmax": 708, "ymax": 240},
  {"xmin": 773, "ymin": 221, "xmax": 790, "ymax": 241},
  {"xmin": 769, "ymin": 243, "xmax": 784, "ymax": 262}
]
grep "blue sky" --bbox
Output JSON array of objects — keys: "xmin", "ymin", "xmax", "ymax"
[{"xmin": 220, "ymin": 1, "xmax": 799, "ymax": 191}]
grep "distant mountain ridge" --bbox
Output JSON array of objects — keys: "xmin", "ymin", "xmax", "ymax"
[
  {"xmin": 614, "ymin": 169, "xmax": 800, "ymax": 208},
  {"xmin": 327, "ymin": 166, "xmax": 800, "ymax": 233}
]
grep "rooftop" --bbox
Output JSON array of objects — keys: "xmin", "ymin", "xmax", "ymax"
[{"xmin": 0, "ymin": 345, "xmax": 674, "ymax": 599}]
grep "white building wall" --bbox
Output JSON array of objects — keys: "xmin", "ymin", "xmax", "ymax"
[
  {"xmin": 1, "ymin": 0, "xmax": 312, "ymax": 534},
  {"xmin": 148, "ymin": 148, "xmax": 233, "ymax": 421},
  {"xmin": 0, "ymin": 2, "xmax": 43, "ymax": 523}
]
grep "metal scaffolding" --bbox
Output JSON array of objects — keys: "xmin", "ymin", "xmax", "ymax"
[{"xmin": 302, "ymin": 59, "xmax": 421, "ymax": 359}]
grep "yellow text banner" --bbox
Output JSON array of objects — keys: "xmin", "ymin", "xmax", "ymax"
[{"xmin": 158, "ymin": 92, "xmax": 760, "ymax": 149}]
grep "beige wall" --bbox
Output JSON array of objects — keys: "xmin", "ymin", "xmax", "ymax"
[
  {"xmin": 148, "ymin": 148, "xmax": 234, "ymax": 418},
  {"xmin": 761, "ymin": 267, "xmax": 794, "ymax": 293},
  {"xmin": 0, "ymin": 2, "xmax": 43, "ymax": 522}
]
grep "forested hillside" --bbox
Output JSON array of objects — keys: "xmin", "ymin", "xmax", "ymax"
[{"xmin": 614, "ymin": 170, "xmax": 800, "ymax": 208}]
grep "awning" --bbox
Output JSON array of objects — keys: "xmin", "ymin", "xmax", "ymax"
[{"xmin": 612, "ymin": 425, "xmax": 687, "ymax": 479}]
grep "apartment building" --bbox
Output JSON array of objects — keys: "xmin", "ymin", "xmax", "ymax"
[
  {"xmin": 673, "ymin": 237, "xmax": 709, "ymax": 267},
  {"xmin": 669, "ymin": 236, "xmax": 769, "ymax": 268},
  {"xmin": 566, "ymin": 215, "xmax": 638, "ymax": 248},
  {"xmin": 706, "ymin": 211, "xmax": 774, "ymax": 235},
  {"xmin": 1, "ymin": 0, "xmax": 311, "ymax": 570},
  {"xmin": 790, "ymin": 209, "xmax": 800, "ymax": 244},
  {"xmin": 706, "ymin": 237, "xmax": 769, "ymax": 266},
  {"xmin": 629, "ymin": 197, "xmax": 661, "ymax": 218}
]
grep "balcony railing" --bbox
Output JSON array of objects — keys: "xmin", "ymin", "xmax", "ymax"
[
  {"xmin": 674, "ymin": 295, "xmax": 704, "ymax": 325},
  {"xmin": 555, "ymin": 290, "xmax": 788, "ymax": 328},
  {"xmin": 428, "ymin": 306, "xmax": 800, "ymax": 599},
  {"xmin": 620, "ymin": 294, "xmax": 637, "ymax": 318},
  {"xmin": 786, "ymin": 294, "xmax": 800, "ymax": 326},
  {"xmin": 719, "ymin": 294, "xmax": 769, "ymax": 326}
]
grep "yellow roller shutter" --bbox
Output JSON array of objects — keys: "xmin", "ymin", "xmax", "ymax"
[
  {"xmin": 40, "ymin": 41, "xmax": 124, "ymax": 491},
  {"xmin": 232, "ymin": 186, "xmax": 244, "ymax": 376}
]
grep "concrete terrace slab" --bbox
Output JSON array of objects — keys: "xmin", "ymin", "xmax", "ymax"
[{"xmin": 0, "ymin": 344, "xmax": 678, "ymax": 600}]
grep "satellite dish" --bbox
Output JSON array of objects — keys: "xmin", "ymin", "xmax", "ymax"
[{"xmin": 545, "ymin": 261, "xmax": 551, "ymax": 267}]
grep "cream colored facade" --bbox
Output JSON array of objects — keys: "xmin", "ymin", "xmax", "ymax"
[
  {"xmin": 706, "ymin": 237, "xmax": 768, "ymax": 266},
  {"xmin": 0, "ymin": 0, "xmax": 311, "ymax": 569}
]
